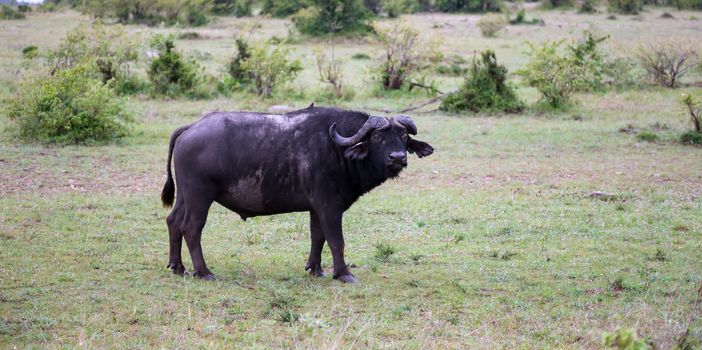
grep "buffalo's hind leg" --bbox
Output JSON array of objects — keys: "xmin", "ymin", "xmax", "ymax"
[
  {"xmin": 166, "ymin": 199, "xmax": 186, "ymax": 275},
  {"xmin": 305, "ymin": 211, "xmax": 326, "ymax": 277},
  {"xmin": 181, "ymin": 195, "xmax": 216, "ymax": 281}
]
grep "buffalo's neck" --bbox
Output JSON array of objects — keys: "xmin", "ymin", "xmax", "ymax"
[{"xmin": 345, "ymin": 160, "xmax": 389, "ymax": 201}]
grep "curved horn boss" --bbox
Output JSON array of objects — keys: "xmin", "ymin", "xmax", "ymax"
[{"xmin": 329, "ymin": 116, "xmax": 390, "ymax": 146}]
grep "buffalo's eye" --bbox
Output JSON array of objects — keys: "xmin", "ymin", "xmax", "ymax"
[
  {"xmin": 372, "ymin": 134, "xmax": 382, "ymax": 142},
  {"xmin": 401, "ymin": 134, "xmax": 408, "ymax": 143}
]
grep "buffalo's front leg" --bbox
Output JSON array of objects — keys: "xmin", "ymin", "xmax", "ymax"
[
  {"xmin": 305, "ymin": 211, "xmax": 326, "ymax": 277},
  {"xmin": 316, "ymin": 208, "xmax": 356, "ymax": 283}
]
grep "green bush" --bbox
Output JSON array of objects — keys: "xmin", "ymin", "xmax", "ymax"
[
  {"xmin": 212, "ymin": 0, "xmax": 253, "ymax": 16},
  {"xmin": 383, "ymin": 0, "xmax": 418, "ymax": 17},
  {"xmin": 78, "ymin": 0, "xmax": 210, "ymax": 26},
  {"xmin": 18, "ymin": 5, "xmax": 32, "ymax": 13},
  {"xmin": 440, "ymin": 50, "xmax": 524, "ymax": 113},
  {"xmin": 46, "ymin": 22, "xmax": 140, "ymax": 88},
  {"xmin": 675, "ymin": 0, "xmax": 702, "ymax": 9},
  {"xmin": 6, "ymin": 63, "xmax": 133, "ymax": 144},
  {"xmin": 148, "ymin": 35, "xmax": 200, "ymax": 96},
  {"xmin": 436, "ymin": 0, "xmax": 502, "ymax": 12},
  {"xmin": 602, "ymin": 328, "xmax": 649, "ymax": 350},
  {"xmin": 1, "ymin": 5, "xmax": 26, "ymax": 19},
  {"xmin": 680, "ymin": 93, "xmax": 701, "ymax": 145},
  {"xmin": 476, "ymin": 14, "xmax": 507, "ymax": 37},
  {"xmin": 680, "ymin": 131, "xmax": 702, "ymax": 145},
  {"xmin": 517, "ymin": 33, "xmax": 611, "ymax": 108},
  {"xmin": 608, "ymin": 0, "xmax": 641, "ymax": 14},
  {"xmin": 635, "ymin": 130, "xmax": 658, "ymax": 142},
  {"xmin": 239, "ymin": 41, "xmax": 302, "ymax": 97},
  {"xmin": 292, "ymin": 0, "xmax": 373, "ymax": 36},
  {"xmin": 262, "ymin": 0, "xmax": 308, "ymax": 17},
  {"xmin": 375, "ymin": 21, "xmax": 442, "ymax": 90},
  {"xmin": 578, "ymin": 0, "xmax": 599, "ymax": 12},
  {"xmin": 22, "ymin": 46, "xmax": 39, "ymax": 60},
  {"xmin": 542, "ymin": 0, "xmax": 574, "ymax": 7},
  {"xmin": 228, "ymin": 38, "xmax": 251, "ymax": 85}
]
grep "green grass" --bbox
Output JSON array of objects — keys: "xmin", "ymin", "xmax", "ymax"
[{"xmin": 1, "ymin": 7, "xmax": 702, "ymax": 349}]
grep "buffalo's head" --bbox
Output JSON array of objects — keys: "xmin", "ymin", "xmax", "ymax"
[{"xmin": 329, "ymin": 115, "xmax": 434, "ymax": 178}]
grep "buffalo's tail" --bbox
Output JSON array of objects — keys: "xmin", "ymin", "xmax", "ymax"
[{"xmin": 161, "ymin": 125, "xmax": 190, "ymax": 208}]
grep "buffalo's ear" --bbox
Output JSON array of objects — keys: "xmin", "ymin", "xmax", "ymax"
[
  {"xmin": 408, "ymin": 138, "xmax": 434, "ymax": 158},
  {"xmin": 344, "ymin": 142, "xmax": 370, "ymax": 160}
]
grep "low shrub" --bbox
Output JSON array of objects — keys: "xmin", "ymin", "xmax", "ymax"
[
  {"xmin": 375, "ymin": 21, "xmax": 442, "ymax": 90},
  {"xmin": 46, "ymin": 22, "xmax": 140, "ymax": 89},
  {"xmin": 352, "ymin": 52, "xmax": 371, "ymax": 60},
  {"xmin": 542, "ymin": 0, "xmax": 574, "ymax": 7},
  {"xmin": 608, "ymin": 0, "xmax": 642, "ymax": 14},
  {"xmin": 78, "ymin": 0, "xmax": 210, "ymax": 26},
  {"xmin": 636, "ymin": 38, "xmax": 699, "ymax": 88},
  {"xmin": 261, "ymin": 0, "xmax": 307, "ymax": 17},
  {"xmin": 0, "ymin": 5, "xmax": 26, "ymax": 19},
  {"xmin": 578, "ymin": 0, "xmax": 599, "ymax": 12},
  {"xmin": 6, "ymin": 63, "xmax": 133, "ymax": 144},
  {"xmin": 314, "ymin": 49, "xmax": 347, "ymax": 98},
  {"xmin": 22, "ymin": 46, "xmax": 39, "ymax": 60},
  {"xmin": 212, "ymin": 0, "xmax": 253, "ymax": 16},
  {"xmin": 440, "ymin": 50, "xmax": 524, "ymax": 113},
  {"xmin": 602, "ymin": 328, "xmax": 649, "ymax": 349},
  {"xmin": 148, "ymin": 34, "xmax": 200, "ymax": 96},
  {"xmin": 517, "ymin": 32, "xmax": 612, "ymax": 108},
  {"xmin": 675, "ymin": 0, "xmax": 702, "ymax": 9},
  {"xmin": 635, "ymin": 130, "xmax": 658, "ymax": 142},
  {"xmin": 18, "ymin": 5, "xmax": 32, "ymax": 13},
  {"xmin": 436, "ymin": 0, "xmax": 503, "ymax": 12},
  {"xmin": 240, "ymin": 41, "xmax": 302, "ymax": 97},
  {"xmin": 476, "ymin": 14, "xmax": 507, "ymax": 37},
  {"xmin": 227, "ymin": 38, "xmax": 251, "ymax": 85},
  {"xmin": 680, "ymin": 93, "xmax": 702, "ymax": 145},
  {"xmin": 436, "ymin": 63, "xmax": 468, "ymax": 76},
  {"xmin": 292, "ymin": 0, "xmax": 373, "ymax": 35},
  {"xmin": 383, "ymin": 0, "xmax": 417, "ymax": 17}
]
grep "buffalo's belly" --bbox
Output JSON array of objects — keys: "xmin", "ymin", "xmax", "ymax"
[{"xmin": 215, "ymin": 189, "xmax": 311, "ymax": 219}]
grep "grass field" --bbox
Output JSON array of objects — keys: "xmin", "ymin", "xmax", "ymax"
[{"xmin": 1, "ymin": 6, "xmax": 702, "ymax": 349}]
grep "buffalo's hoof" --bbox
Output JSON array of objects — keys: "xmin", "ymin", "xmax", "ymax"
[
  {"xmin": 305, "ymin": 263, "xmax": 326, "ymax": 277},
  {"xmin": 194, "ymin": 272, "xmax": 217, "ymax": 281},
  {"xmin": 334, "ymin": 274, "xmax": 358, "ymax": 284},
  {"xmin": 167, "ymin": 262, "xmax": 186, "ymax": 276}
]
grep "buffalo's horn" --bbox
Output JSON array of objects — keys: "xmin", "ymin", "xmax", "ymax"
[
  {"xmin": 329, "ymin": 116, "xmax": 389, "ymax": 146},
  {"xmin": 394, "ymin": 115, "xmax": 417, "ymax": 135}
]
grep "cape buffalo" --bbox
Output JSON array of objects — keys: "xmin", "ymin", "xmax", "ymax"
[{"xmin": 161, "ymin": 106, "xmax": 434, "ymax": 283}]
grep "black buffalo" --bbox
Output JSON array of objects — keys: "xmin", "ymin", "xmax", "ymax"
[{"xmin": 161, "ymin": 106, "xmax": 434, "ymax": 283}]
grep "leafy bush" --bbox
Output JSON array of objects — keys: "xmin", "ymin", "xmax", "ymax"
[
  {"xmin": 6, "ymin": 63, "xmax": 133, "ymax": 144},
  {"xmin": 22, "ymin": 46, "xmax": 39, "ymax": 60},
  {"xmin": 314, "ymin": 49, "xmax": 348, "ymax": 98},
  {"xmin": 602, "ymin": 328, "xmax": 649, "ymax": 350},
  {"xmin": 1, "ymin": 5, "xmax": 26, "ymax": 19},
  {"xmin": 292, "ymin": 0, "xmax": 373, "ymax": 35},
  {"xmin": 517, "ymin": 33, "xmax": 612, "ymax": 108},
  {"xmin": 383, "ymin": 0, "xmax": 418, "ymax": 17},
  {"xmin": 211, "ymin": 0, "xmax": 253, "ymax": 16},
  {"xmin": 578, "ymin": 0, "xmax": 599, "ymax": 12},
  {"xmin": 78, "ymin": 0, "xmax": 211, "ymax": 26},
  {"xmin": 436, "ymin": 0, "xmax": 502, "ymax": 12},
  {"xmin": 476, "ymin": 14, "xmax": 507, "ymax": 37},
  {"xmin": 148, "ymin": 35, "xmax": 200, "ymax": 96},
  {"xmin": 352, "ymin": 52, "xmax": 371, "ymax": 60},
  {"xmin": 675, "ymin": 0, "xmax": 702, "ymax": 9},
  {"xmin": 608, "ymin": 0, "xmax": 642, "ymax": 14},
  {"xmin": 375, "ymin": 21, "xmax": 442, "ymax": 90},
  {"xmin": 680, "ymin": 93, "xmax": 702, "ymax": 144},
  {"xmin": 261, "ymin": 0, "xmax": 308, "ymax": 17},
  {"xmin": 18, "ymin": 5, "xmax": 32, "ymax": 13},
  {"xmin": 635, "ymin": 130, "xmax": 658, "ymax": 142},
  {"xmin": 239, "ymin": 41, "xmax": 302, "ymax": 97},
  {"xmin": 542, "ymin": 0, "xmax": 574, "ymax": 7},
  {"xmin": 636, "ymin": 38, "xmax": 699, "ymax": 88},
  {"xmin": 227, "ymin": 38, "xmax": 251, "ymax": 85},
  {"xmin": 46, "ymin": 22, "xmax": 140, "ymax": 89},
  {"xmin": 440, "ymin": 50, "xmax": 524, "ymax": 113}
]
